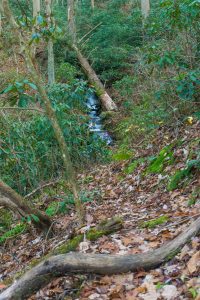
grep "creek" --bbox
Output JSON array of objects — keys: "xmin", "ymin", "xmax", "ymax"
[{"xmin": 86, "ymin": 93, "xmax": 113, "ymax": 145}]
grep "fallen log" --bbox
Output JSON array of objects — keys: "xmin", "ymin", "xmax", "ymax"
[
  {"xmin": 1, "ymin": 216, "xmax": 200, "ymax": 300},
  {"xmin": 72, "ymin": 44, "xmax": 118, "ymax": 111}
]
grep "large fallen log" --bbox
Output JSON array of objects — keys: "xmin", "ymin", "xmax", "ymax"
[{"xmin": 1, "ymin": 216, "xmax": 200, "ymax": 300}]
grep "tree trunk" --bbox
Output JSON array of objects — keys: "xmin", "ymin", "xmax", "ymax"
[
  {"xmin": 0, "ymin": 181, "xmax": 51, "ymax": 230},
  {"xmin": 67, "ymin": 0, "xmax": 76, "ymax": 44},
  {"xmin": 141, "ymin": 0, "xmax": 150, "ymax": 19},
  {"xmin": 33, "ymin": 0, "xmax": 40, "ymax": 17},
  {"xmin": 67, "ymin": 0, "xmax": 117, "ymax": 111},
  {"xmin": 1, "ymin": 0, "xmax": 85, "ymax": 225},
  {"xmin": 91, "ymin": 0, "xmax": 94, "ymax": 10},
  {"xmin": 1, "ymin": 216, "xmax": 200, "ymax": 300},
  {"xmin": 45, "ymin": 0, "xmax": 55, "ymax": 85},
  {"xmin": 72, "ymin": 45, "xmax": 118, "ymax": 111},
  {"xmin": 0, "ymin": 11, "xmax": 2, "ymax": 35}
]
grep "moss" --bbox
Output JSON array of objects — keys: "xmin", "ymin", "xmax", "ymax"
[
  {"xmin": 53, "ymin": 217, "xmax": 122, "ymax": 255},
  {"xmin": 165, "ymin": 248, "xmax": 180, "ymax": 261},
  {"xmin": 53, "ymin": 229, "xmax": 111, "ymax": 254},
  {"xmin": 147, "ymin": 144, "xmax": 174, "ymax": 174},
  {"xmin": 0, "ymin": 223, "xmax": 27, "ymax": 244},
  {"xmin": 112, "ymin": 149, "xmax": 133, "ymax": 161},
  {"xmin": 124, "ymin": 158, "xmax": 145, "ymax": 174},
  {"xmin": 168, "ymin": 169, "xmax": 189, "ymax": 191},
  {"xmin": 45, "ymin": 201, "xmax": 60, "ymax": 217},
  {"xmin": 141, "ymin": 215, "xmax": 168, "ymax": 229},
  {"xmin": 54, "ymin": 235, "xmax": 83, "ymax": 254},
  {"xmin": 168, "ymin": 159, "xmax": 200, "ymax": 191}
]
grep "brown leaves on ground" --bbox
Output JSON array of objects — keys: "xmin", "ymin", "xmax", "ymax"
[{"xmin": 0, "ymin": 121, "xmax": 200, "ymax": 299}]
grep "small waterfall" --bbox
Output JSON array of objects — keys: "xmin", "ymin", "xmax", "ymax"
[{"xmin": 86, "ymin": 93, "xmax": 113, "ymax": 145}]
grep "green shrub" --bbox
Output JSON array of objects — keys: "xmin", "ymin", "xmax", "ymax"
[
  {"xmin": 56, "ymin": 62, "xmax": 81, "ymax": 83},
  {"xmin": 168, "ymin": 159, "xmax": 200, "ymax": 191},
  {"xmin": 0, "ymin": 82, "xmax": 109, "ymax": 194},
  {"xmin": 147, "ymin": 145, "xmax": 174, "ymax": 174}
]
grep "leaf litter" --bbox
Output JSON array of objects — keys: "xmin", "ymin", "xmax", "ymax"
[{"xmin": 0, "ymin": 121, "xmax": 200, "ymax": 299}]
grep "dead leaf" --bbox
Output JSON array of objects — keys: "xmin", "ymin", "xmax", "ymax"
[
  {"xmin": 187, "ymin": 251, "xmax": 200, "ymax": 274},
  {"xmin": 0, "ymin": 284, "xmax": 7, "ymax": 290},
  {"xmin": 161, "ymin": 285, "xmax": 178, "ymax": 300}
]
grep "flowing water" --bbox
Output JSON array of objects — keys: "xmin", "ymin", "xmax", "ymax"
[{"xmin": 86, "ymin": 93, "xmax": 113, "ymax": 145}]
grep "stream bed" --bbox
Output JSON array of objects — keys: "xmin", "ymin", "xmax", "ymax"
[{"xmin": 86, "ymin": 93, "xmax": 113, "ymax": 145}]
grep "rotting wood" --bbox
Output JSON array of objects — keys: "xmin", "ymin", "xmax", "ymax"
[{"xmin": 0, "ymin": 216, "xmax": 200, "ymax": 300}]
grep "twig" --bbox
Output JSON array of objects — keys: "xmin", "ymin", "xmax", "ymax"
[
  {"xmin": 78, "ymin": 22, "xmax": 102, "ymax": 44},
  {"xmin": 24, "ymin": 178, "xmax": 61, "ymax": 199},
  {"xmin": 0, "ymin": 107, "xmax": 44, "ymax": 114}
]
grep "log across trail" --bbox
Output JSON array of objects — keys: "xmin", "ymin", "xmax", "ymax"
[{"xmin": 0, "ymin": 216, "xmax": 200, "ymax": 300}]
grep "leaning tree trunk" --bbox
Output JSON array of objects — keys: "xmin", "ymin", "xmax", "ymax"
[
  {"xmin": 45, "ymin": 0, "xmax": 55, "ymax": 85},
  {"xmin": 0, "ymin": 216, "xmax": 200, "ymax": 300},
  {"xmin": 1, "ymin": 0, "xmax": 84, "ymax": 225},
  {"xmin": 67, "ymin": 0, "xmax": 117, "ymax": 111},
  {"xmin": 0, "ymin": 181, "xmax": 51, "ymax": 230}
]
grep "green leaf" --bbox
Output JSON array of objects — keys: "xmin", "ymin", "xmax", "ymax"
[
  {"xmin": 18, "ymin": 95, "xmax": 29, "ymax": 108},
  {"xmin": 27, "ymin": 82, "xmax": 37, "ymax": 90},
  {"xmin": 31, "ymin": 214, "xmax": 40, "ymax": 223},
  {"xmin": 0, "ymin": 85, "xmax": 15, "ymax": 94}
]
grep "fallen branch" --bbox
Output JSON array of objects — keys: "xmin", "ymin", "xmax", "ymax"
[
  {"xmin": 0, "ymin": 107, "xmax": 44, "ymax": 114},
  {"xmin": 24, "ymin": 178, "xmax": 61, "ymax": 199},
  {"xmin": 1, "ymin": 216, "xmax": 200, "ymax": 300}
]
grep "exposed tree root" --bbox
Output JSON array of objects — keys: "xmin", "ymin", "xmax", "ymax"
[{"xmin": 1, "ymin": 216, "xmax": 200, "ymax": 300}]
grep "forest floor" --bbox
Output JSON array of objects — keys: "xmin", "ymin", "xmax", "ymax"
[{"xmin": 0, "ymin": 121, "xmax": 200, "ymax": 300}]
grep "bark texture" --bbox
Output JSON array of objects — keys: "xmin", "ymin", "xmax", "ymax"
[
  {"xmin": 0, "ymin": 181, "xmax": 51, "ymax": 230},
  {"xmin": 45, "ymin": 0, "xmax": 55, "ymax": 85},
  {"xmin": 33, "ymin": 0, "xmax": 40, "ymax": 17},
  {"xmin": 141, "ymin": 0, "xmax": 150, "ymax": 19},
  {"xmin": 0, "ymin": 216, "xmax": 200, "ymax": 300}
]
